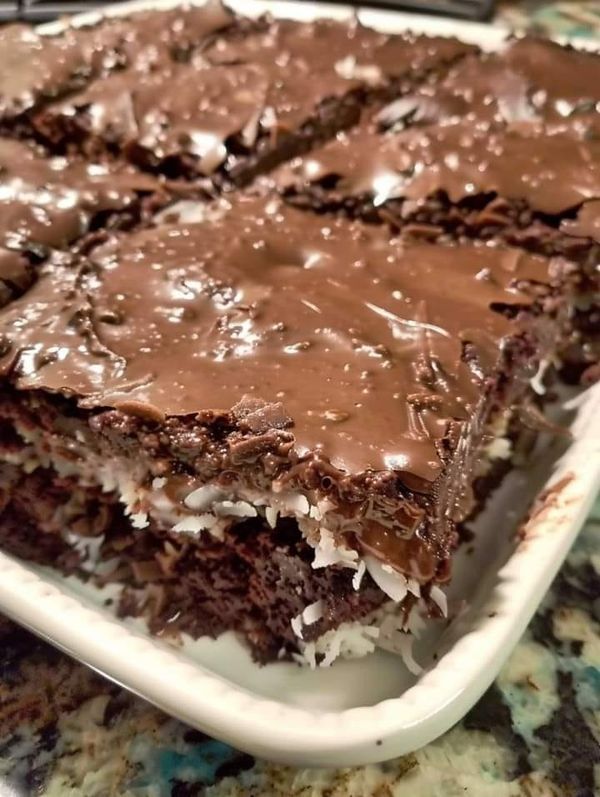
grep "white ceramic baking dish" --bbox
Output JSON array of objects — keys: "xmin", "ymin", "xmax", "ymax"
[{"xmin": 0, "ymin": 0, "xmax": 598, "ymax": 767}]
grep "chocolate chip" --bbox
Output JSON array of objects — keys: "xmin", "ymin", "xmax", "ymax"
[
  {"xmin": 114, "ymin": 400, "xmax": 166, "ymax": 424},
  {"xmin": 232, "ymin": 396, "xmax": 293, "ymax": 433}
]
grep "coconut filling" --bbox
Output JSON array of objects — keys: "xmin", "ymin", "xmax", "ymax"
[
  {"xmin": 7, "ymin": 406, "xmax": 514, "ymax": 543},
  {"xmin": 3, "ymin": 419, "xmax": 446, "ymax": 670},
  {"xmin": 0, "ymin": 409, "xmax": 521, "ymax": 669}
]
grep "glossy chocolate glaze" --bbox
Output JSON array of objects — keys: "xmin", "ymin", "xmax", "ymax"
[
  {"xmin": 377, "ymin": 53, "xmax": 534, "ymax": 128},
  {"xmin": 0, "ymin": 138, "xmax": 159, "ymax": 300},
  {"xmin": 203, "ymin": 18, "xmax": 474, "ymax": 131},
  {"xmin": 35, "ymin": 17, "xmax": 473, "ymax": 175},
  {"xmin": 80, "ymin": 1, "xmax": 235, "ymax": 68},
  {"xmin": 0, "ymin": 196, "xmax": 557, "ymax": 477},
  {"xmin": 0, "ymin": 3, "xmax": 234, "ymax": 119},
  {"xmin": 275, "ymin": 121, "xmax": 600, "ymax": 222},
  {"xmin": 41, "ymin": 59, "xmax": 270, "ymax": 173}
]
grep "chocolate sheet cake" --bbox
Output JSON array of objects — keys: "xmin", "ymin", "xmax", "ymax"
[
  {"xmin": 0, "ymin": 1, "xmax": 597, "ymax": 667},
  {"xmin": 0, "ymin": 194, "xmax": 569, "ymax": 662}
]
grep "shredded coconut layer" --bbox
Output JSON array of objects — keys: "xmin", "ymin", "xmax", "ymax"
[{"xmin": 7, "ymin": 416, "xmax": 457, "ymax": 671}]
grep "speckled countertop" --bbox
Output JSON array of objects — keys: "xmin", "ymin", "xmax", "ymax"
[{"xmin": 1, "ymin": 4, "xmax": 599, "ymax": 796}]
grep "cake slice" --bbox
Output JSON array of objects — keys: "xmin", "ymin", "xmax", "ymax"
[
  {"xmin": 31, "ymin": 14, "xmax": 475, "ymax": 184},
  {"xmin": 0, "ymin": 195, "xmax": 570, "ymax": 664},
  {"xmin": 270, "ymin": 36, "xmax": 600, "ymax": 267}
]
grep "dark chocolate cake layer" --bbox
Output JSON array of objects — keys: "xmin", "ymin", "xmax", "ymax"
[
  {"xmin": 30, "ymin": 15, "xmax": 475, "ymax": 184},
  {"xmin": 0, "ymin": 137, "xmax": 163, "ymax": 309},
  {"xmin": 0, "ymin": 459, "xmax": 389, "ymax": 662},
  {"xmin": 0, "ymin": 2, "xmax": 235, "ymax": 122}
]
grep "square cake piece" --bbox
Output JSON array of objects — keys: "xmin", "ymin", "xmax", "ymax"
[
  {"xmin": 0, "ymin": 195, "xmax": 569, "ymax": 663},
  {"xmin": 31, "ymin": 13, "xmax": 475, "ymax": 184},
  {"xmin": 275, "ymin": 119, "xmax": 600, "ymax": 268},
  {"xmin": 272, "ymin": 36, "xmax": 600, "ymax": 268},
  {"xmin": 269, "ymin": 37, "xmax": 600, "ymax": 384}
]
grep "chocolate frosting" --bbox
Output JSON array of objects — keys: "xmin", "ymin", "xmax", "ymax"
[
  {"xmin": 204, "ymin": 19, "xmax": 473, "ymax": 131},
  {"xmin": 38, "ymin": 17, "xmax": 472, "ymax": 174},
  {"xmin": 275, "ymin": 121, "xmax": 600, "ymax": 219},
  {"xmin": 0, "ymin": 3, "xmax": 234, "ymax": 119},
  {"xmin": 0, "ymin": 196, "xmax": 556, "ymax": 476},
  {"xmin": 80, "ymin": 1, "xmax": 235, "ymax": 68},
  {"xmin": 45, "ymin": 60, "xmax": 270, "ymax": 173},
  {"xmin": 377, "ymin": 53, "xmax": 534, "ymax": 129},
  {"xmin": 0, "ymin": 138, "xmax": 159, "ymax": 287}
]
